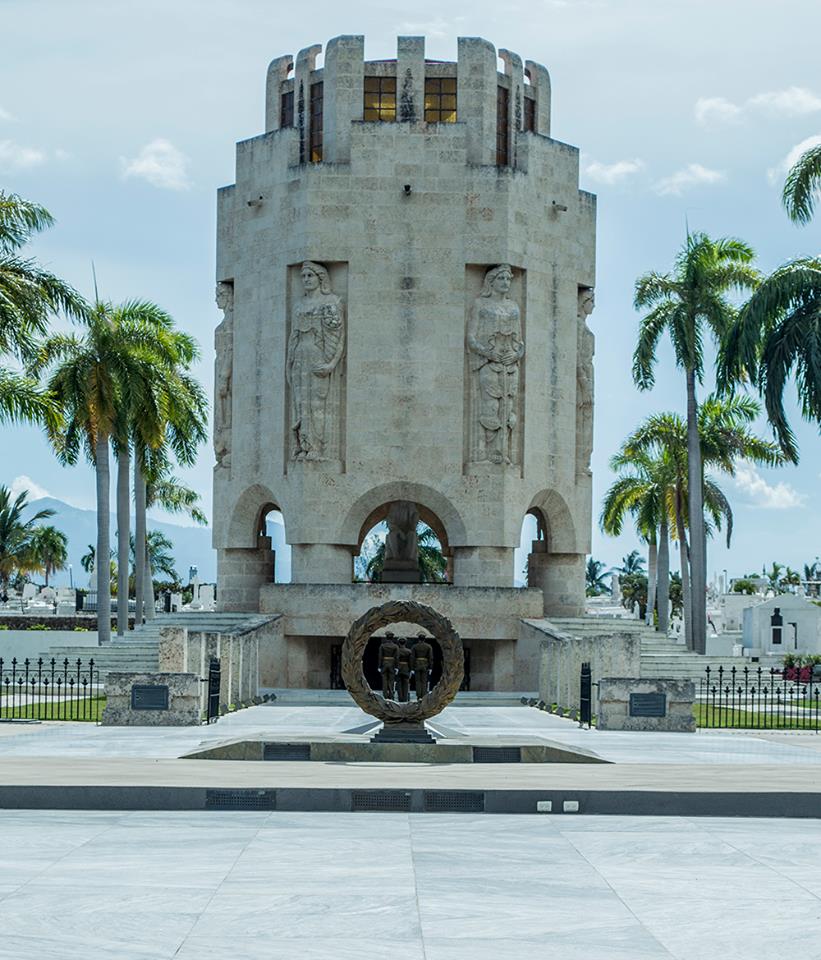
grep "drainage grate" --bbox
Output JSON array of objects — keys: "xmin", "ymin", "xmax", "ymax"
[
  {"xmin": 205, "ymin": 789, "xmax": 276, "ymax": 810},
  {"xmin": 351, "ymin": 790, "xmax": 411, "ymax": 812},
  {"xmin": 424, "ymin": 791, "xmax": 485, "ymax": 813},
  {"xmin": 263, "ymin": 743, "xmax": 311, "ymax": 761},
  {"xmin": 473, "ymin": 746, "xmax": 522, "ymax": 764}
]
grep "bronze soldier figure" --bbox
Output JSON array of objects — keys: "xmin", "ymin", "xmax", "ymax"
[
  {"xmin": 412, "ymin": 633, "xmax": 433, "ymax": 700},
  {"xmin": 395, "ymin": 637, "xmax": 412, "ymax": 702},
  {"xmin": 379, "ymin": 632, "xmax": 399, "ymax": 699}
]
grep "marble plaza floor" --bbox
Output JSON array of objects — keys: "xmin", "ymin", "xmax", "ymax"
[{"xmin": 1, "ymin": 810, "xmax": 821, "ymax": 959}]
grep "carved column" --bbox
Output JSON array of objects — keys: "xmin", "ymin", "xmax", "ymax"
[
  {"xmin": 294, "ymin": 43, "xmax": 322, "ymax": 164},
  {"xmin": 265, "ymin": 54, "xmax": 294, "ymax": 133},
  {"xmin": 524, "ymin": 60, "xmax": 551, "ymax": 137},
  {"xmin": 499, "ymin": 49, "xmax": 524, "ymax": 169},
  {"xmin": 214, "ymin": 281, "xmax": 234, "ymax": 472},
  {"xmin": 457, "ymin": 37, "xmax": 497, "ymax": 166},
  {"xmin": 397, "ymin": 36, "xmax": 425, "ymax": 122},
  {"xmin": 323, "ymin": 35, "xmax": 365, "ymax": 163}
]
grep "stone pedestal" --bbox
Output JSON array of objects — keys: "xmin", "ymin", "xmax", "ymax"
[
  {"xmin": 382, "ymin": 560, "xmax": 422, "ymax": 584},
  {"xmin": 597, "ymin": 678, "xmax": 695, "ymax": 732},
  {"xmin": 102, "ymin": 672, "xmax": 202, "ymax": 726},
  {"xmin": 372, "ymin": 722, "xmax": 435, "ymax": 743}
]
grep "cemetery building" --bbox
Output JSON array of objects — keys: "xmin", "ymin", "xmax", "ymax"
[{"xmin": 212, "ymin": 35, "xmax": 596, "ymax": 689}]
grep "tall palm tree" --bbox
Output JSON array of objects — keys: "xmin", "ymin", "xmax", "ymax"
[
  {"xmin": 29, "ymin": 525, "xmax": 68, "ymax": 587},
  {"xmin": 33, "ymin": 302, "xmax": 168, "ymax": 643},
  {"xmin": 783, "ymin": 141, "xmax": 821, "ymax": 225},
  {"xmin": 0, "ymin": 192, "xmax": 86, "ymax": 428},
  {"xmin": 0, "ymin": 486, "xmax": 54, "ymax": 595},
  {"xmin": 130, "ymin": 530, "xmax": 178, "ymax": 584},
  {"xmin": 621, "ymin": 395, "xmax": 780, "ymax": 649},
  {"xmin": 633, "ymin": 235, "xmax": 760, "ymax": 652}
]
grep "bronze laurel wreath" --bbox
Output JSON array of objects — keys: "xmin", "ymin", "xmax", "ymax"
[{"xmin": 341, "ymin": 600, "xmax": 464, "ymax": 723}]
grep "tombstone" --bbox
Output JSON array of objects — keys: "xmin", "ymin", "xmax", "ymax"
[
  {"xmin": 170, "ymin": 592, "xmax": 182, "ymax": 612},
  {"xmin": 610, "ymin": 574, "xmax": 621, "ymax": 605},
  {"xmin": 632, "ymin": 600, "xmax": 641, "ymax": 620},
  {"xmin": 22, "ymin": 583, "xmax": 37, "ymax": 601},
  {"xmin": 198, "ymin": 584, "xmax": 215, "ymax": 611}
]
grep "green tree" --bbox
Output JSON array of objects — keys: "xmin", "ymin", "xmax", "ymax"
[
  {"xmin": 34, "ymin": 302, "xmax": 168, "ymax": 642},
  {"xmin": 0, "ymin": 486, "xmax": 54, "ymax": 595},
  {"xmin": 633, "ymin": 233, "xmax": 759, "ymax": 654},
  {"xmin": 585, "ymin": 557, "xmax": 610, "ymax": 596},
  {"xmin": 617, "ymin": 550, "xmax": 646, "ymax": 575},
  {"xmin": 621, "ymin": 395, "xmax": 779, "ymax": 649},
  {"xmin": 130, "ymin": 530, "xmax": 178, "ymax": 584},
  {"xmin": 29, "ymin": 524, "xmax": 68, "ymax": 587},
  {"xmin": 782, "ymin": 141, "xmax": 821, "ymax": 225},
  {"xmin": 0, "ymin": 192, "xmax": 86, "ymax": 428}
]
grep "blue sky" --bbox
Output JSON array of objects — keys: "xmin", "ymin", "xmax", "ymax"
[{"xmin": 1, "ymin": 0, "xmax": 819, "ymax": 579}]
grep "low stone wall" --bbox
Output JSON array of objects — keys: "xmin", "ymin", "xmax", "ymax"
[
  {"xmin": 529, "ymin": 619, "xmax": 642, "ymax": 711},
  {"xmin": 0, "ymin": 629, "xmax": 99, "ymax": 662},
  {"xmin": 102, "ymin": 671, "xmax": 201, "ymax": 726},
  {"xmin": 597, "ymin": 678, "xmax": 696, "ymax": 732}
]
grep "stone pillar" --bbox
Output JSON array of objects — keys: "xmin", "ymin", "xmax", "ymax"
[
  {"xmin": 323, "ymin": 35, "xmax": 365, "ymax": 163},
  {"xmin": 294, "ymin": 43, "xmax": 322, "ymax": 164},
  {"xmin": 397, "ymin": 36, "xmax": 425, "ymax": 122},
  {"xmin": 499, "ymin": 49, "xmax": 524, "ymax": 169},
  {"xmin": 541, "ymin": 552, "xmax": 585, "ymax": 617},
  {"xmin": 216, "ymin": 537, "xmax": 275, "ymax": 612},
  {"xmin": 290, "ymin": 543, "xmax": 352, "ymax": 584},
  {"xmin": 457, "ymin": 37, "xmax": 497, "ymax": 166},
  {"xmin": 265, "ymin": 54, "xmax": 294, "ymax": 133},
  {"xmin": 524, "ymin": 60, "xmax": 551, "ymax": 137},
  {"xmin": 452, "ymin": 546, "xmax": 514, "ymax": 587}
]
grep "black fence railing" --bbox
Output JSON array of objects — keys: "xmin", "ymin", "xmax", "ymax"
[
  {"xmin": 0, "ymin": 657, "xmax": 101, "ymax": 721},
  {"xmin": 206, "ymin": 657, "xmax": 221, "ymax": 723},
  {"xmin": 699, "ymin": 664, "xmax": 821, "ymax": 731}
]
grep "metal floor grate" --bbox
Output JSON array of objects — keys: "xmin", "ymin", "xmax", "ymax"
[
  {"xmin": 351, "ymin": 790, "xmax": 411, "ymax": 812},
  {"xmin": 263, "ymin": 743, "xmax": 311, "ymax": 761},
  {"xmin": 473, "ymin": 746, "xmax": 522, "ymax": 764},
  {"xmin": 205, "ymin": 789, "xmax": 276, "ymax": 810},
  {"xmin": 424, "ymin": 791, "xmax": 485, "ymax": 812}
]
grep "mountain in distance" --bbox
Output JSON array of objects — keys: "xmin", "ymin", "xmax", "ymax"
[{"xmin": 22, "ymin": 497, "xmax": 293, "ymax": 588}]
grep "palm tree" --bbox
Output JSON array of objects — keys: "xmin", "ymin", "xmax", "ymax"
[
  {"xmin": 783, "ymin": 141, "xmax": 821, "ymax": 225},
  {"xmin": 80, "ymin": 544, "xmax": 95, "ymax": 574},
  {"xmin": 0, "ymin": 486, "xmax": 54, "ymax": 595},
  {"xmin": 33, "ymin": 302, "xmax": 168, "ymax": 643},
  {"xmin": 130, "ymin": 530, "xmax": 178, "ymax": 584},
  {"xmin": 365, "ymin": 525, "xmax": 447, "ymax": 583},
  {"xmin": 601, "ymin": 451, "xmax": 673, "ymax": 631},
  {"xmin": 618, "ymin": 550, "xmax": 646, "ymax": 575},
  {"xmin": 29, "ymin": 525, "xmax": 68, "ymax": 587},
  {"xmin": 0, "ymin": 192, "xmax": 86, "ymax": 428},
  {"xmin": 633, "ymin": 233, "xmax": 759, "ymax": 654},
  {"xmin": 585, "ymin": 557, "xmax": 610, "ymax": 597},
  {"xmin": 621, "ymin": 395, "xmax": 780, "ymax": 649}
]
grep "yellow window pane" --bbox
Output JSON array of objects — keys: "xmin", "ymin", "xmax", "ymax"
[
  {"xmin": 382, "ymin": 78, "xmax": 397, "ymax": 93},
  {"xmin": 364, "ymin": 108, "xmax": 378, "ymax": 121},
  {"xmin": 441, "ymin": 110, "xmax": 456, "ymax": 123},
  {"xmin": 441, "ymin": 95, "xmax": 456, "ymax": 110},
  {"xmin": 425, "ymin": 78, "xmax": 441, "ymax": 93},
  {"xmin": 364, "ymin": 92, "xmax": 379, "ymax": 109},
  {"xmin": 364, "ymin": 77, "xmax": 380, "ymax": 91},
  {"xmin": 441, "ymin": 78, "xmax": 457, "ymax": 93},
  {"xmin": 378, "ymin": 107, "xmax": 396, "ymax": 121},
  {"xmin": 424, "ymin": 109, "xmax": 439, "ymax": 122}
]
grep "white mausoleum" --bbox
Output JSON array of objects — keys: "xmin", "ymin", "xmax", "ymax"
[{"xmin": 212, "ymin": 35, "xmax": 596, "ymax": 689}]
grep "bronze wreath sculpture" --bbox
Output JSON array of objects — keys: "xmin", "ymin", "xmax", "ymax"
[{"xmin": 341, "ymin": 599, "xmax": 464, "ymax": 723}]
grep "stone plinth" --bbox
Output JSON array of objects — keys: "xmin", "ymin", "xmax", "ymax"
[
  {"xmin": 597, "ymin": 678, "xmax": 696, "ymax": 732},
  {"xmin": 102, "ymin": 672, "xmax": 201, "ymax": 726}
]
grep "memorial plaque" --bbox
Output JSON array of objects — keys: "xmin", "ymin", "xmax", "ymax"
[
  {"xmin": 131, "ymin": 684, "xmax": 169, "ymax": 711},
  {"xmin": 629, "ymin": 692, "xmax": 666, "ymax": 718}
]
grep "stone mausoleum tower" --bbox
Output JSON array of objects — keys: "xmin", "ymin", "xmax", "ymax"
[{"xmin": 213, "ymin": 36, "xmax": 596, "ymax": 690}]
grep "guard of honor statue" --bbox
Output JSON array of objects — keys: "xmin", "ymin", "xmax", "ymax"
[{"xmin": 378, "ymin": 633, "xmax": 434, "ymax": 702}]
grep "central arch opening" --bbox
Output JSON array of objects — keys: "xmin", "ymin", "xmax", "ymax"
[
  {"xmin": 257, "ymin": 502, "xmax": 292, "ymax": 583},
  {"xmin": 353, "ymin": 500, "xmax": 451, "ymax": 584}
]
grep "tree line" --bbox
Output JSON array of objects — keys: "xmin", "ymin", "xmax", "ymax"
[{"xmin": 0, "ymin": 192, "xmax": 207, "ymax": 641}]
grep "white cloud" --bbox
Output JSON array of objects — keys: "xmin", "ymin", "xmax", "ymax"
[
  {"xmin": 696, "ymin": 86, "xmax": 821, "ymax": 125},
  {"xmin": 0, "ymin": 139, "xmax": 45, "ymax": 171},
  {"xmin": 694, "ymin": 97, "xmax": 742, "ymax": 125},
  {"xmin": 749, "ymin": 86, "xmax": 821, "ymax": 115},
  {"xmin": 653, "ymin": 163, "xmax": 725, "ymax": 196},
  {"xmin": 584, "ymin": 158, "xmax": 645, "ymax": 185},
  {"xmin": 120, "ymin": 138, "xmax": 191, "ymax": 190},
  {"xmin": 0, "ymin": 106, "xmax": 15, "ymax": 122},
  {"xmin": 733, "ymin": 462, "xmax": 806, "ymax": 510},
  {"xmin": 9, "ymin": 475, "xmax": 50, "ymax": 501},
  {"xmin": 767, "ymin": 133, "xmax": 821, "ymax": 185}
]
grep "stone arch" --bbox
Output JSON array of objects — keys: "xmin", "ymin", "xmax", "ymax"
[
  {"xmin": 526, "ymin": 489, "xmax": 578, "ymax": 554},
  {"xmin": 339, "ymin": 482, "xmax": 468, "ymax": 549},
  {"xmin": 227, "ymin": 483, "xmax": 289, "ymax": 548}
]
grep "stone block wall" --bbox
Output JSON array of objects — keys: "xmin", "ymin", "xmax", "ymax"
[
  {"xmin": 597, "ymin": 678, "xmax": 696, "ymax": 732},
  {"xmin": 102, "ymin": 672, "xmax": 201, "ymax": 726}
]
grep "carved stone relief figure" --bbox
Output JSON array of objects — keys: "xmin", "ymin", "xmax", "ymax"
[
  {"xmin": 467, "ymin": 264, "xmax": 525, "ymax": 465},
  {"xmin": 214, "ymin": 281, "xmax": 234, "ymax": 468},
  {"xmin": 385, "ymin": 501, "xmax": 419, "ymax": 563},
  {"xmin": 576, "ymin": 287, "xmax": 595, "ymax": 477},
  {"xmin": 286, "ymin": 261, "xmax": 345, "ymax": 461}
]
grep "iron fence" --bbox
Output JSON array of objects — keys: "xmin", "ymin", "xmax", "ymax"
[
  {"xmin": 206, "ymin": 657, "xmax": 221, "ymax": 723},
  {"xmin": 0, "ymin": 657, "xmax": 101, "ymax": 721},
  {"xmin": 699, "ymin": 664, "xmax": 821, "ymax": 731}
]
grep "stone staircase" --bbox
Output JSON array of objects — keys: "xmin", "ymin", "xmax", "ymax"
[
  {"xmin": 41, "ymin": 612, "xmax": 268, "ymax": 679},
  {"xmin": 547, "ymin": 616, "xmax": 781, "ymax": 682}
]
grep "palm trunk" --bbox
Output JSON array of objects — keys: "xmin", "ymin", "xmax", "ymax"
[
  {"xmin": 116, "ymin": 447, "xmax": 130, "ymax": 637},
  {"xmin": 95, "ymin": 431, "xmax": 112, "ymax": 645},
  {"xmin": 144, "ymin": 551, "xmax": 155, "ymax": 620},
  {"xmin": 675, "ymin": 490, "xmax": 693, "ymax": 650},
  {"xmin": 656, "ymin": 514, "xmax": 670, "ymax": 634},
  {"xmin": 686, "ymin": 367, "xmax": 707, "ymax": 654},
  {"xmin": 134, "ymin": 459, "xmax": 146, "ymax": 625},
  {"xmin": 44, "ymin": 567, "xmax": 49, "ymax": 588},
  {"xmin": 646, "ymin": 535, "xmax": 657, "ymax": 627}
]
